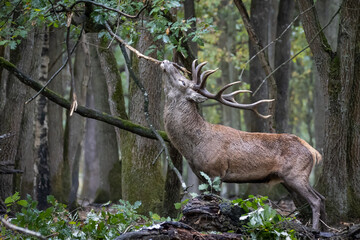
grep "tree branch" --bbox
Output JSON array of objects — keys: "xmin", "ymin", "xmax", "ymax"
[
  {"xmin": 0, "ymin": 57, "xmax": 169, "ymax": 142},
  {"xmin": 0, "ymin": 217, "xmax": 46, "ymax": 239}
]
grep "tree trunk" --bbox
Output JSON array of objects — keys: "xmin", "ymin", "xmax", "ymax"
[
  {"xmin": 121, "ymin": 28, "xmax": 165, "ymax": 215},
  {"xmin": 47, "ymin": 27, "xmax": 67, "ymax": 203},
  {"xmin": 97, "ymin": 38, "xmax": 126, "ymax": 202},
  {"xmin": 0, "ymin": 28, "xmax": 42, "ymax": 200},
  {"xmin": 66, "ymin": 33, "xmax": 90, "ymax": 209},
  {"xmin": 249, "ymin": 0, "xmax": 271, "ymax": 132},
  {"xmin": 313, "ymin": 0, "xmax": 340, "ymax": 152},
  {"xmin": 35, "ymin": 29, "xmax": 51, "ymax": 209},
  {"xmin": 81, "ymin": 33, "xmax": 120, "ymax": 203},
  {"xmin": 298, "ymin": 0, "xmax": 360, "ymax": 223},
  {"xmin": 274, "ymin": 0, "xmax": 294, "ymax": 133}
]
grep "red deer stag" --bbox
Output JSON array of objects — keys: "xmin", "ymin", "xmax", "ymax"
[{"xmin": 161, "ymin": 59, "xmax": 325, "ymax": 229}]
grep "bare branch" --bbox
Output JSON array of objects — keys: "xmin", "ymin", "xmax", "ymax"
[{"xmin": 0, "ymin": 217, "xmax": 46, "ymax": 239}]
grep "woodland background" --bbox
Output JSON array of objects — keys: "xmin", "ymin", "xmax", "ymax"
[{"xmin": 0, "ymin": 0, "xmax": 359, "ymax": 229}]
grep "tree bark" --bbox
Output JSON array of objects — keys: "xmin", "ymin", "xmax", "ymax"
[
  {"xmin": 0, "ymin": 28, "xmax": 42, "ymax": 201},
  {"xmin": 274, "ymin": 0, "xmax": 294, "ymax": 133},
  {"xmin": 298, "ymin": 0, "xmax": 360, "ymax": 223},
  {"xmin": 121, "ymin": 28, "xmax": 165, "ymax": 215},
  {"xmin": 81, "ymin": 33, "xmax": 120, "ymax": 203},
  {"xmin": 248, "ymin": 0, "xmax": 272, "ymax": 132},
  {"xmin": 47, "ymin": 27, "xmax": 67, "ymax": 203},
  {"xmin": 97, "ymin": 38, "xmax": 126, "ymax": 202},
  {"xmin": 66, "ymin": 33, "xmax": 90, "ymax": 209},
  {"xmin": 35, "ymin": 29, "xmax": 51, "ymax": 209}
]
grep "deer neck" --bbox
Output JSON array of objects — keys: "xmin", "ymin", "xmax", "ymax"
[{"xmin": 164, "ymin": 98, "xmax": 208, "ymax": 150}]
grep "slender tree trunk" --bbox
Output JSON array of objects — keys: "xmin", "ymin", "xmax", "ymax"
[
  {"xmin": 81, "ymin": 33, "xmax": 120, "ymax": 203},
  {"xmin": 47, "ymin": 27, "xmax": 66, "ymax": 203},
  {"xmin": 249, "ymin": 0, "xmax": 271, "ymax": 132},
  {"xmin": 66, "ymin": 33, "xmax": 90, "ymax": 209},
  {"xmin": 35, "ymin": 30, "xmax": 51, "ymax": 209},
  {"xmin": 274, "ymin": 0, "xmax": 294, "ymax": 133},
  {"xmin": 0, "ymin": 27, "xmax": 42, "ymax": 200},
  {"xmin": 97, "ymin": 38, "xmax": 126, "ymax": 202}
]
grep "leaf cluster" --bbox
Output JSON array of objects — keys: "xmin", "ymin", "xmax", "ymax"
[
  {"xmin": 1, "ymin": 193, "xmax": 168, "ymax": 239},
  {"xmin": 232, "ymin": 195, "xmax": 297, "ymax": 239},
  {"xmin": 198, "ymin": 171, "xmax": 222, "ymax": 194}
]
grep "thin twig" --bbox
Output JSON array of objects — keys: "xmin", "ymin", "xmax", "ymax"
[
  {"xmin": 119, "ymin": 44, "xmax": 186, "ymax": 191},
  {"xmin": 320, "ymin": 219, "xmax": 341, "ymax": 232},
  {"xmin": 252, "ymin": 3, "xmax": 341, "ymax": 96},
  {"xmin": 105, "ymin": 22, "xmax": 161, "ymax": 64},
  {"xmin": 69, "ymin": 0, "xmax": 148, "ymax": 19},
  {"xmin": 0, "ymin": 216, "xmax": 46, "ymax": 239},
  {"xmin": 153, "ymin": 147, "xmax": 165, "ymax": 165},
  {"xmin": 25, "ymin": 26, "xmax": 84, "ymax": 104}
]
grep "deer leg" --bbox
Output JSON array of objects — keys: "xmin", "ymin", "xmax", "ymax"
[
  {"xmin": 283, "ymin": 180, "xmax": 322, "ymax": 230},
  {"xmin": 311, "ymin": 188, "xmax": 326, "ymax": 224}
]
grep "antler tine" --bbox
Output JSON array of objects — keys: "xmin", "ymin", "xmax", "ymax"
[
  {"xmin": 191, "ymin": 60, "xmax": 275, "ymax": 119},
  {"xmin": 192, "ymin": 59, "xmax": 198, "ymax": 81},
  {"xmin": 215, "ymin": 81, "xmax": 242, "ymax": 98},
  {"xmin": 195, "ymin": 61, "xmax": 208, "ymax": 84},
  {"xmin": 253, "ymin": 108, "xmax": 272, "ymax": 119},
  {"xmin": 222, "ymin": 89, "xmax": 252, "ymax": 103},
  {"xmin": 199, "ymin": 69, "xmax": 218, "ymax": 89}
]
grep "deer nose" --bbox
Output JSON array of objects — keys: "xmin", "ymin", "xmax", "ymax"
[{"xmin": 160, "ymin": 62, "xmax": 166, "ymax": 71}]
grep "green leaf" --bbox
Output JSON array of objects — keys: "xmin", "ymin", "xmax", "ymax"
[
  {"xmin": 174, "ymin": 202, "xmax": 182, "ymax": 210},
  {"xmin": 151, "ymin": 213, "xmax": 161, "ymax": 221},
  {"xmin": 5, "ymin": 192, "xmax": 20, "ymax": 204},
  {"xmin": 198, "ymin": 183, "xmax": 209, "ymax": 191},
  {"xmin": 200, "ymin": 171, "xmax": 212, "ymax": 186},
  {"xmin": 17, "ymin": 200, "xmax": 28, "ymax": 207}
]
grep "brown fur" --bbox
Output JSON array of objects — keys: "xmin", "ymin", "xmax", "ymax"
[{"xmin": 160, "ymin": 60, "xmax": 325, "ymax": 229}]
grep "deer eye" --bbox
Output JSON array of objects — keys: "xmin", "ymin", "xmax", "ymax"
[{"xmin": 179, "ymin": 80, "xmax": 186, "ymax": 86}]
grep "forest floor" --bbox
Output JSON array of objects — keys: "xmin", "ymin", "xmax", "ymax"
[{"xmin": 77, "ymin": 195, "xmax": 360, "ymax": 240}]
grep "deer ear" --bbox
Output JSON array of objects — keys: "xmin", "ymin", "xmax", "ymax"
[{"xmin": 186, "ymin": 90, "xmax": 207, "ymax": 103}]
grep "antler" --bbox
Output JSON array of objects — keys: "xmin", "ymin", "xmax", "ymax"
[{"xmin": 191, "ymin": 59, "xmax": 274, "ymax": 119}]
